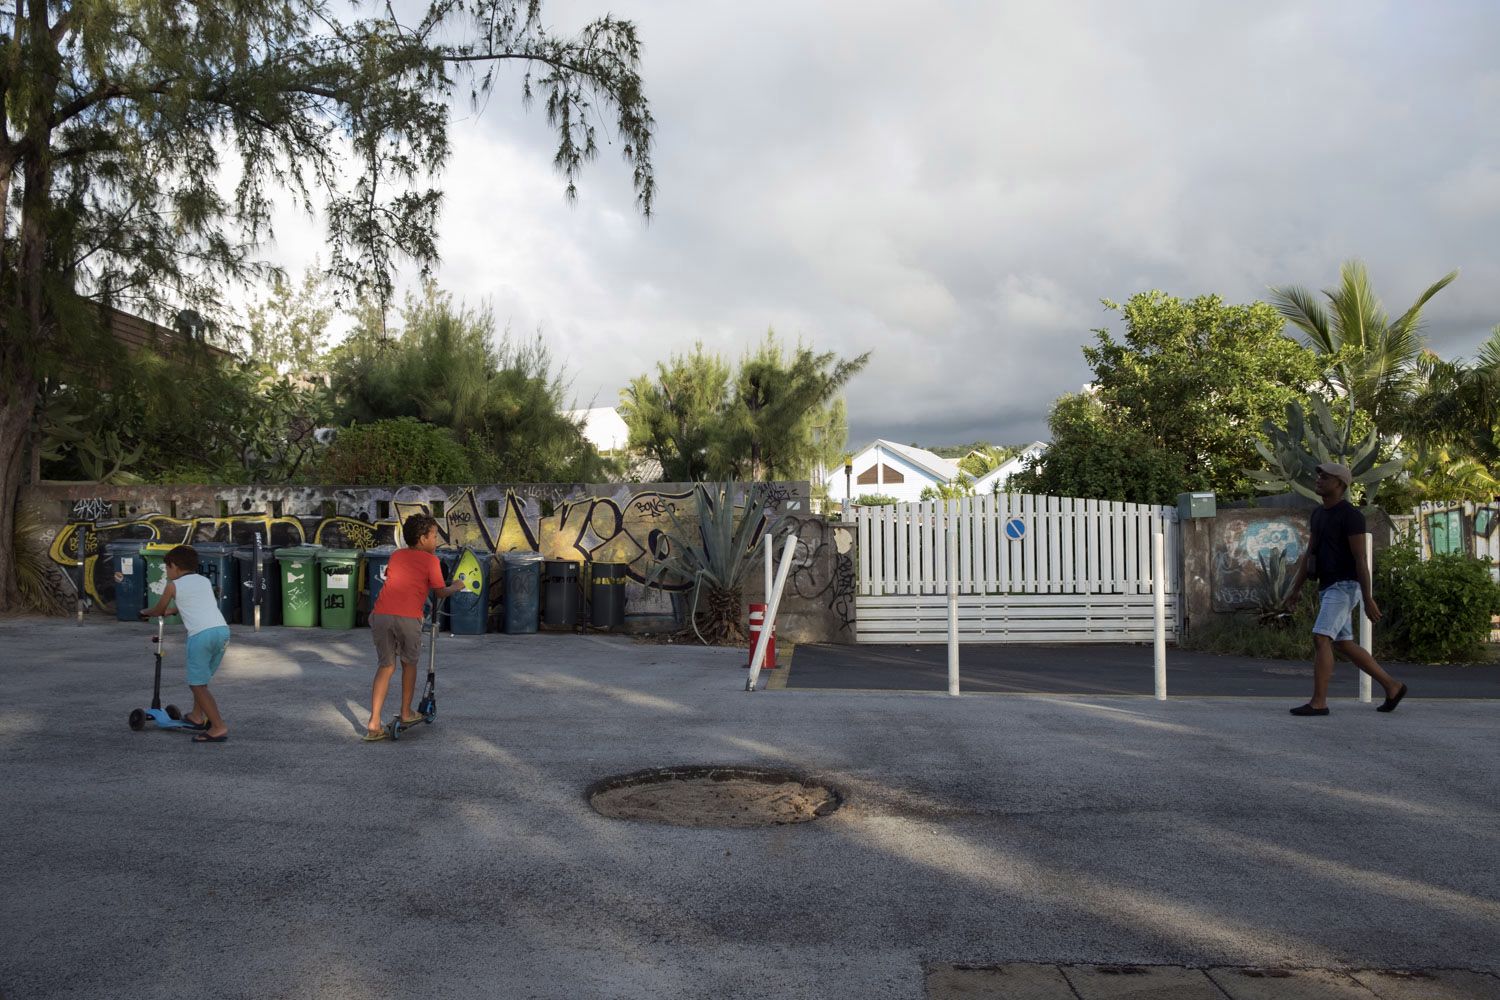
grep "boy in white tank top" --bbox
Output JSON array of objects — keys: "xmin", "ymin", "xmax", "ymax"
[{"xmin": 140, "ymin": 545, "xmax": 232, "ymax": 742}]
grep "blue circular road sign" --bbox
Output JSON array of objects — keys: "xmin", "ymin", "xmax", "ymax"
[{"xmin": 1005, "ymin": 517, "xmax": 1026, "ymax": 540}]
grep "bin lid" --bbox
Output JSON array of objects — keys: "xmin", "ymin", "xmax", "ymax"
[
  {"xmin": 315, "ymin": 547, "xmax": 361, "ymax": 563},
  {"xmin": 503, "ymin": 550, "xmax": 545, "ymax": 563},
  {"xmin": 233, "ymin": 544, "xmax": 278, "ymax": 557},
  {"xmin": 362, "ymin": 545, "xmax": 398, "ymax": 556},
  {"xmin": 104, "ymin": 539, "xmax": 147, "ymax": 553},
  {"xmin": 142, "ymin": 542, "xmax": 177, "ymax": 554},
  {"xmin": 194, "ymin": 542, "xmax": 239, "ymax": 555},
  {"xmin": 275, "ymin": 544, "xmax": 322, "ymax": 560}
]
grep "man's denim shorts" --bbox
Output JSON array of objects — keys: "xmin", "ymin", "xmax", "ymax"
[{"xmin": 1313, "ymin": 580, "xmax": 1362, "ymax": 642}]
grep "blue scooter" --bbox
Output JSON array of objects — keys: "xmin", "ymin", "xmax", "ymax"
[
  {"xmin": 389, "ymin": 603, "xmax": 440, "ymax": 740},
  {"xmin": 127, "ymin": 616, "xmax": 196, "ymax": 732}
]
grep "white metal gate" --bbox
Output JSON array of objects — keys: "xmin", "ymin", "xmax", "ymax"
[{"xmin": 853, "ymin": 494, "xmax": 1179, "ymax": 643}]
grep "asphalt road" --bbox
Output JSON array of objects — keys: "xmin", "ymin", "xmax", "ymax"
[{"xmin": 3, "ymin": 617, "xmax": 1498, "ymax": 999}]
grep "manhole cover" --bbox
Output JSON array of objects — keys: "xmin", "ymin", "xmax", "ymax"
[{"xmin": 587, "ymin": 765, "xmax": 843, "ymax": 828}]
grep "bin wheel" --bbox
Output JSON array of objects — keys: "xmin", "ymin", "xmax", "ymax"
[
  {"xmin": 165, "ymin": 704, "xmax": 182, "ymax": 720},
  {"xmin": 128, "ymin": 709, "xmax": 146, "ymax": 731}
]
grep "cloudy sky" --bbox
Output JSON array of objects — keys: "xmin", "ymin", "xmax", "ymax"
[{"xmin": 270, "ymin": 0, "xmax": 1500, "ymax": 450}]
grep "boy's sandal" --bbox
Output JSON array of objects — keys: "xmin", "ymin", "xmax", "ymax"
[
  {"xmin": 193, "ymin": 732, "xmax": 228, "ymax": 743},
  {"xmin": 362, "ymin": 728, "xmax": 389, "ymax": 742},
  {"xmin": 181, "ymin": 717, "xmax": 210, "ymax": 731}
]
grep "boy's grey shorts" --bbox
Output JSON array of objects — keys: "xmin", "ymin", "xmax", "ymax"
[{"xmin": 371, "ymin": 613, "xmax": 423, "ymax": 666}]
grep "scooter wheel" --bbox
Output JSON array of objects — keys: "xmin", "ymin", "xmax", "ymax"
[
  {"xmin": 418, "ymin": 695, "xmax": 434, "ymax": 717},
  {"xmin": 165, "ymin": 704, "xmax": 182, "ymax": 720},
  {"xmin": 389, "ymin": 718, "xmax": 400, "ymax": 741},
  {"xmin": 128, "ymin": 708, "xmax": 146, "ymax": 731}
]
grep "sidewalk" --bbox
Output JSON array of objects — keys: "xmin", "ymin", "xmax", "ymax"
[
  {"xmin": 782, "ymin": 641, "xmax": 1500, "ymax": 698},
  {"xmin": 2, "ymin": 617, "xmax": 1498, "ymax": 999}
]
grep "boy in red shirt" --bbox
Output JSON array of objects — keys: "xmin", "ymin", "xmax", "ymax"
[{"xmin": 364, "ymin": 514, "xmax": 465, "ymax": 741}]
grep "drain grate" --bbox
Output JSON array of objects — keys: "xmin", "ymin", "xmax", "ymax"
[{"xmin": 587, "ymin": 765, "xmax": 843, "ymax": 828}]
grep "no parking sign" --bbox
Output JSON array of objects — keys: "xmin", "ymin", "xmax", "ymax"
[{"xmin": 1004, "ymin": 517, "xmax": 1026, "ymax": 540}]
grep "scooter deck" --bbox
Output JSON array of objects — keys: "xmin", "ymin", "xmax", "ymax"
[{"xmin": 386, "ymin": 713, "xmax": 436, "ymax": 739}]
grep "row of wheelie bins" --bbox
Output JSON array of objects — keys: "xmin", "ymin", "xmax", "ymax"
[{"xmin": 105, "ymin": 538, "xmax": 625, "ymax": 633}]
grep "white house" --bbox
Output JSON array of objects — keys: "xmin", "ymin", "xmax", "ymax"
[
  {"xmin": 972, "ymin": 441, "xmax": 1047, "ymax": 494},
  {"xmin": 564, "ymin": 406, "xmax": 631, "ymax": 455},
  {"xmin": 824, "ymin": 440, "xmax": 962, "ymax": 505}
]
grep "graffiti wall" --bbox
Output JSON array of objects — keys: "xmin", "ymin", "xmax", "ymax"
[
  {"xmin": 1211, "ymin": 512, "xmax": 1308, "ymax": 611},
  {"xmin": 1413, "ymin": 500, "xmax": 1500, "ymax": 571},
  {"xmin": 21, "ymin": 481, "xmax": 855, "ymax": 642}
]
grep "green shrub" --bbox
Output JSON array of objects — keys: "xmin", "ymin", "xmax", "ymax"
[
  {"xmin": 1374, "ymin": 541, "xmax": 1500, "ymax": 663},
  {"xmin": 854, "ymin": 493, "xmax": 900, "ymax": 506},
  {"xmin": 319, "ymin": 417, "xmax": 473, "ymax": 485}
]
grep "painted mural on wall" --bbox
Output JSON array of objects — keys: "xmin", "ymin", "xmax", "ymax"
[
  {"xmin": 36, "ymin": 483, "xmax": 810, "ymax": 625},
  {"xmin": 1212, "ymin": 514, "xmax": 1307, "ymax": 611},
  {"xmin": 1417, "ymin": 500, "xmax": 1500, "ymax": 559}
]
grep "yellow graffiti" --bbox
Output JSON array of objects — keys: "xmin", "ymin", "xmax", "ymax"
[
  {"xmin": 52, "ymin": 486, "xmax": 777, "ymax": 607},
  {"xmin": 312, "ymin": 516, "xmax": 387, "ymax": 550}
]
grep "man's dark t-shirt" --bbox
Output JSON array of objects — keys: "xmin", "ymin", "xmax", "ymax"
[{"xmin": 1310, "ymin": 499, "xmax": 1366, "ymax": 588}]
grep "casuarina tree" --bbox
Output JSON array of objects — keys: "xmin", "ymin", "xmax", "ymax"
[{"xmin": 0, "ymin": 0, "xmax": 656, "ymax": 609}]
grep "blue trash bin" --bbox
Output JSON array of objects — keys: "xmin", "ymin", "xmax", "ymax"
[
  {"xmin": 503, "ymin": 552, "xmax": 544, "ymax": 635},
  {"xmin": 106, "ymin": 540, "xmax": 148, "ymax": 621},
  {"xmin": 361, "ymin": 545, "xmax": 397, "ymax": 623},
  {"xmin": 447, "ymin": 547, "xmax": 491, "ymax": 635},
  {"xmin": 195, "ymin": 542, "xmax": 239, "ymax": 623},
  {"xmin": 234, "ymin": 545, "xmax": 281, "ymax": 627}
]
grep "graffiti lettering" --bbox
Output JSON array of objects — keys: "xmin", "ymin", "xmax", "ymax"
[{"xmin": 71, "ymin": 498, "xmax": 113, "ymax": 521}]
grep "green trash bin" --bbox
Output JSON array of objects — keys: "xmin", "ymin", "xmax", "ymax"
[
  {"xmin": 317, "ymin": 548, "xmax": 360, "ymax": 629},
  {"xmin": 275, "ymin": 545, "xmax": 323, "ymax": 627},
  {"xmin": 141, "ymin": 542, "xmax": 182, "ymax": 626}
]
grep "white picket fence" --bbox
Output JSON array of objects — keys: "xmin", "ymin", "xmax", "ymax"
[{"xmin": 852, "ymin": 494, "xmax": 1180, "ymax": 644}]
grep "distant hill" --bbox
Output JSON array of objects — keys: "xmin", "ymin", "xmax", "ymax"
[{"xmin": 924, "ymin": 441, "xmax": 1026, "ymax": 460}]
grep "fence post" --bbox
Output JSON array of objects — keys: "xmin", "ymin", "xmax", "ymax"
[
  {"xmin": 1358, "ymin": 531, "xmax": 1373, "ymax": 703},
  {"xmin": 746, "ymin": 534, "xmax": 800, "ymax": 692},
  {"xmin": 1153, "ymin": 529, "xmax": 1166, "ymax": 700},
  {"xmin": 947, "ymin": 514, "xmax": 960, "ymax": 697}
]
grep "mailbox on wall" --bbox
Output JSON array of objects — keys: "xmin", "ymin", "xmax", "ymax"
[{"xmin": 1177, "ymin": 492, "xmax": 1217, "ymax": 519}]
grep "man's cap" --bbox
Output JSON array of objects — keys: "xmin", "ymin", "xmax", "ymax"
[{"xmin": 1316, "ymin": 462, "xmax": 1353, "ymax": 487}]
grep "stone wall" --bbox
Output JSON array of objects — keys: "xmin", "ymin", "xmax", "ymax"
[{"xmin": 18, "ymin": 480, "xmax": 855, "ymax": 643}]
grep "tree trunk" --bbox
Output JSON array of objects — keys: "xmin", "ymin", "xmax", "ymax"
[{"xmin": 0, "ymin": 384, "xmax": 39, "ymax": 611}]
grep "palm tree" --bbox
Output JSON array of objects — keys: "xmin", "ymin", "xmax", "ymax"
[
  {"xmin": 1402, "ymin": 325, "xmax": 1500, "ymax": 489},
  {"xmin": 1269, "ymin": 259, "xmax": 1458, "ymax": 436}
]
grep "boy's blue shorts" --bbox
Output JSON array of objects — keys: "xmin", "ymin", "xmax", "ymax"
[{"xmin": 185, "ymin": 625, "xmax": 231, "ymax": 686}]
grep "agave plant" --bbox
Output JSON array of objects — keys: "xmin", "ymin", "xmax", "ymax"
[
  {"xmin": 1251, "ymin": 548, "xmax": 1298, "ymax": 628},
  {"xmin": 644, "ymin": 481, "xmax": 785, "ymax": 645},
  {"xmin": 1245, "ymin": 397, "xmax": 1404, "ymax": 503},
  {"xmin": 12, "ymin": 502, "xmax": 70, "ymax": 614}
]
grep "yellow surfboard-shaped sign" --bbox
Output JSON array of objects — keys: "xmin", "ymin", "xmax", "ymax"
[{"xmin": 454, "ymin": 549, "xmax": 484, "ymax": 594}]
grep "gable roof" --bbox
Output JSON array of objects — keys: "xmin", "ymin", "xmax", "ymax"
[
  {"xmin": 855, "ymin": 439, "xmax": 961, "ymax": 482},
  {"xmin": 972, "ymin": 441, "xmax": 1047, "ymax": 491}
]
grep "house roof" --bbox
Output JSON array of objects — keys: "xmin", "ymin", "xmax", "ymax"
[
  {"xmin": 973, "ymin": 441, "xmax": 1048, "ymax": 490},
  {"xmin": 855, "ymin": 439, "xmax": 961, "ymax": 481}
]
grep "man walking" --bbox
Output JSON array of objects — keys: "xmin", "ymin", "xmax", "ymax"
[{"xmin": 1284, "ymin": 462, "xmax": 1408, "ymax": 716}]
